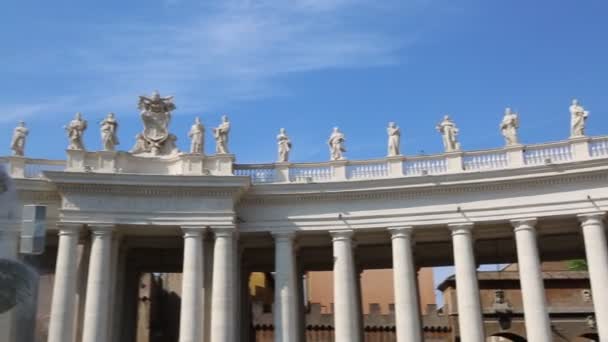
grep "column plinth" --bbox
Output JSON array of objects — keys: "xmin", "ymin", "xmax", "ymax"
[
  {"xmin": 511, "ymin": 219, "xmax": 552, "ymax": 342},
  {"xmin": 579, "ymin": 213, "xmax": 608, "ymax": 340},
  {"xmin": 47, "ymin": 224, "xmax": 83, "ymax": 342},
  {"xmin": 449, "ymin": 223, "xmax": 485, "ymax": 342},
  {"xmin": 179, "ymin": 227, "xmax": 206, "ymax": 342},
  {"xmin": 330, "ymin": 229, "xmax": 361, "ymax": 342},
  {"xmin": 81, "ymin": 224, "xmax": 115, "ymax": 342},
  {"xmin": 389, "ymin": 227, "xmax": 422, "ymax": 342}
]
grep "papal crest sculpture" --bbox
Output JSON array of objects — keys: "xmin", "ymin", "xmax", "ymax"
[{"xmin": 131, "ymin": 91, "xmax": 179, "ymax": 156}]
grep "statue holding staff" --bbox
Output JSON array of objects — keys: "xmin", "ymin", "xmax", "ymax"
[
  {"xmin": 10, "ymin": 121, "xmax": 29, "ymax": 157},
  {"xmin": 500, "ymin": 108, "xmax": 519, "ymax": 146},
  {"xmin": 100, "ymin": 113, "xmax": 119, "ymax": 151},
  {"xmin": 436, "ymin": 115, "xmax": 460, "ymax": 152},
  {"xmin": 277, "ymin": 128, "xmax": 292, "ymax": 162},
  {"xmin": 188, "ymin": 117, "xmax": 205, "ymax": 154},
  {"xmin": 387, "ymin": 122, "xmax": 401, "ymax": 156},
  {"xmin": 65, "ymin": 112, "xmax": 87, "ymax": 151},
  {"xmin": 328, "ymin": 127, "xmax": 346, "ymax": 161},
  {"xmin": 570, "ymin": 99, "xmax": 589, "ymax": 138},
  {"xmin": 213, "ymin": 115, "xmax": 230, "ymax": 154}
]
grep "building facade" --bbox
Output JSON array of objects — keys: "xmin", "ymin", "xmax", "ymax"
[{"xmin": 1, "ymin": 95, "xmax": 608, "ymax": 342}]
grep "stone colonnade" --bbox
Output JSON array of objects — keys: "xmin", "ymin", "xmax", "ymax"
[{"xmin": 46, "ymin": 213, "xmax": 608, "ymax": 342}]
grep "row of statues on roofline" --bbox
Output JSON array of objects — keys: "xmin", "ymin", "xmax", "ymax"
[{"xmin": 9, "ymin": 96, "xmax": 591, "ymax": 162}]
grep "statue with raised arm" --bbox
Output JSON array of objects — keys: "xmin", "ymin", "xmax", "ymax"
[
  {"xmin": 328, "ymin": 127, "xmax": 346, "ymax": 161},
  {"xmin": 65, "ymin": 113, "xmax": 88, "ymax": 150},
  {"xmin": 213, "ymin": 115, "xmax": 230, "ymax": 154},
  {"xmin": 436, "ymin": 115, "xmax": 460, "ymax": 152},
  {"xmin": 277, "ymin": 128, "xmax": 292, "ymax": 162},
  {"xmin": 570, "ymin": 99, "xmax": 589, "ymax": 138},
  {"xmin": 188, "ymin": 117, "xmax": 205, "ymax": 154},
  {"xmin": 100, "ymin": 113, "xmax": 119, "ymax": 151},
  {"xmin": 131, "ymin": 91, "xmax": 178, "ymax": 156},
  {"xmin": 387, "ymin": 122, "xmax": 401, "ymax": 156},
  {"xmin": 10, "ymin": 121, "xmax": 28, "ymax": 157},
  {"xmin": 500, "ymin": 107, "xmax": 519, "ymax": 146}
]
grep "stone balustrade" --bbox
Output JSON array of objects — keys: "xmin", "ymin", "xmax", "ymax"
[{"xmin": 3, "ymin": 135, "xmax": 608, "ymax": 182}]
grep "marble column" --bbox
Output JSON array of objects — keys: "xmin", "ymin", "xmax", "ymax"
[
  {"xmin": 81, "ymin": 224, "xmax": 115, "ymax": 342},
  {"xmin": 511, "ymin": 219, "xmax": 552, "ymax": 341},
  {"xmin": 210, "ymin": 228, "xmax": 235, "ymax": 342},
  {"xmin": 273, "ymin": 231, "xmax": 298, "ymax": 342},
  {"xmin": 47, "ymin": 223, "xmax": 83, "ymax": 342},
  {"xmin": 389, "ymin": 227, "xmax": 422, "ymax": 342},
  {"xmin": 579, "ymin": 213, "xmax": 608, "ymax": 340},
  {"xmin": 330, "ymin": 230, "xmax": 361, "ymax": 342},
  {"xmin": 179, "ymin": 227, "xmax": 206, "ymax": 342},
  {"xmin": 449, "ymin": 223, "xmax": 485, "ymax": 342},
  {"xmin": 0, "ymin": 223, "xmax": 20, "ymax": 342}
]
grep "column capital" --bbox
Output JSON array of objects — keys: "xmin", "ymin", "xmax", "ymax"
[
  {"xmin": 448, "ymin": 222, "xmax": 474, "ymax": 236},
  {"xmin": 330, "ymin": 229, "xmax": 354, "ymax": 241},
  {"xmin": 88, "ymin": 223, "xmax": 116, "ymax": 236},
  {"xmin": 272, "ymin": 230, "xmax": 296, "ymax": 242},
  {"xmin": 511, "ymin": 218, "xmax": 538, "ymax": 232},
  {"xmin": 56, "ymin": 223, "xmax": 84, "ymax": 236},
  {"xmin": 181, "ymin": 225, "xmax": 207, "ymax": 238},
  {"xmin": 578, "ymin": 212, "xmax": 606, "ymax": 226},
  {"xmin": 212, "ymin": 227, "xmax": 235, "ymax": 238},
  {"xmin": 388, "ymin": 226, "xmax": 415, "ymax": 240}
]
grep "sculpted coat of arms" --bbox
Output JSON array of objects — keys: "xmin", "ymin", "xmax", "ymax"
[{"xmin": 131, "ymin": 91, "xmax": 179, "ymax": 156}]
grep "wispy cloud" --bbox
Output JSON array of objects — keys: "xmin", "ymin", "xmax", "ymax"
[{"xmin": 0, "ymin": 0, "xmax": 423, "ymax": 122}]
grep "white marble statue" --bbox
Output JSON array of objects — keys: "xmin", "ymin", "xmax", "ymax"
[
  {"xmin": 10, "ymin": 121, "xmax": 29, "ymax": 157},
  {"xmin": 213, "ymin": 115, "xmax": 230, "ymax": 154},
  {"xmin": 100, "ymin": 113, "xmax": 119, "ymax": 151},
  {"xmin": 277, "ymin": 128, "xmax": 292, "ymax": 162},
  {"xmin": 570, "ymin": 99, "xmax": 589, "ymax": 138},
  {"xmin": 328, "ymin": 127, "xmax": 346, "ymax": 161},
  {"xmin": 436, "ymin": 115, "xmax": 460, "ymax": 152},
  {"xmin": 188, "ymin": 117, "xmax": 205, "ymax": 154},
  {"xmin": 65, "ymin": 113, "xmax": 88, "ymax": 150},
  {"xmin": 387, "ymin": 122, "xmax": 401, "ymax": 156},
  {"xmin": 500, "ymin": 108, "xmax": 519, "ymax": 146},
  {"xmin": 131, "ymin": 91, "xmax": 178, "ymax": 156}
]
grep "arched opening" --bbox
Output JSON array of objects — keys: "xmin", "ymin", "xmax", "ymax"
[{"xmin": 487, "ymin": 333, "xmax": 527, "ymax": 342}]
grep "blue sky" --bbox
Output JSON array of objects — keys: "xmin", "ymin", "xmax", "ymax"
[{"xmin": 2, "ymin": 0, "xmax": 606, "ymax": 300}]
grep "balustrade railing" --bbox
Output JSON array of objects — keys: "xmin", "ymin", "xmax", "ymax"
[
  {"xmin": 346, "ymin": 161, "xmax": 389, "ymax": 179},
  {"xmin": 404, "ymin": 156, "xmax": 447, "ymax": 176},
  {"xmin": 289, "ymin": 164, "xmax": 334, "ymax": 183},
  {"xmin": 524, "ymin": 142, "xmax": 573, "ymax": 165},
  {"xmin": 590, "ymin": 137, "xmax": 608, "ymax": 158},
  {"xmin": 463, "ymin": 150, "xmax": 508, "ymax": 171},
  {"xmin": 234, "ymin": 165, "xmax": 277, "ymax": 184},
  {"xmin": 4, "ymin": 135, "xmax": 608, "ymax": 183},
  {"xmin": 24, "ymin": 159, "xmax": 66, "ymax": 178}
]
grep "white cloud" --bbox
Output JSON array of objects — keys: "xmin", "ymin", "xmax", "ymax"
[{"xmin": 0, "ymin": 0, "xmax": 420, "ymax": 122}]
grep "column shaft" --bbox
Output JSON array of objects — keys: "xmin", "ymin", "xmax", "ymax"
[
  {"xmin": 81, "ymin": 225, "xmax": 115, "ymax": 342},
  {"xmin": 579, "ymin": 214, "xmax": 608, "ymax": 340},
  {"xmin": 179, "ymin": 228, "xmax": 206, "ymax": 342},
  {"xmin": 47, "ymin": 224, "xmax": 82, "ymax": 342},
  {"xmin": 449, "ymin": 224, "xmax": 485, "ymax": 342},
  {"xmin": 512, "ymin": 219, "xmax": 552, "ymax": 341},
  {"xmin": 273, "ymin": 232, "xmax": 297, "ymax": 342},
  {"xmin": 210, "ymin": 228, "xmax": 235, "ymax": 342},
  {"xmin": 330, "ymin": 230, "xmax": 361, "ymax": 342},
  {"xmin": 389, "ymin": 227, "xmax": 422, "ymax": 342}
]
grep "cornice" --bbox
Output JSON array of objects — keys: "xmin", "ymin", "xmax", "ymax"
[{"xmin": 240, "ymin": 161, "xmax": 608, "ymax": 205}]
